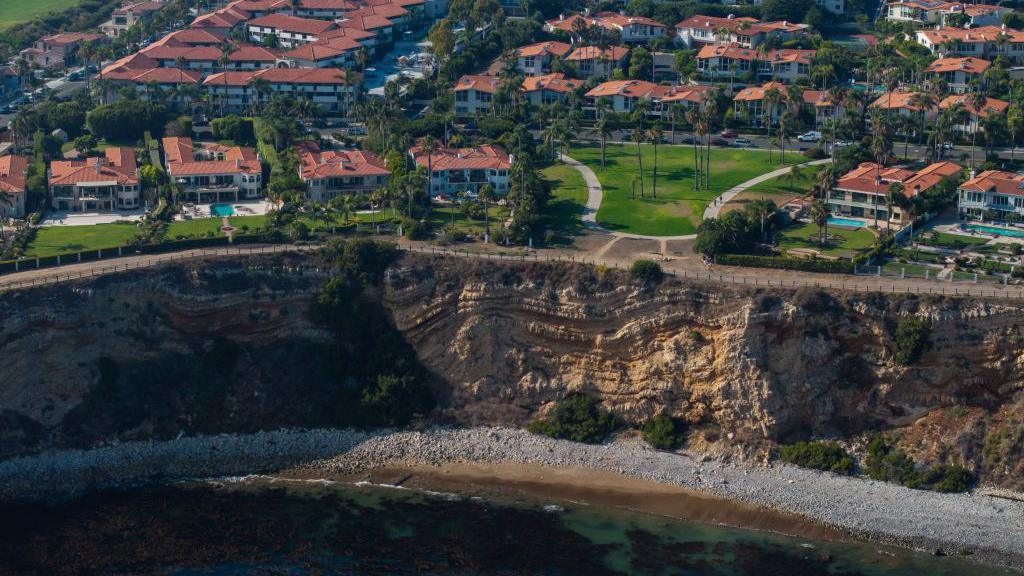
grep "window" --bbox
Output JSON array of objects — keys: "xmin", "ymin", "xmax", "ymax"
[{"xmin": 455, "ymin": 91, "xmax": 468, "ymax": 102}]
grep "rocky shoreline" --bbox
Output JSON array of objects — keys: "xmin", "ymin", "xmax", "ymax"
[{"xmin": 2, "ymin": 427, "xmax": 1022, "ymax": 571}]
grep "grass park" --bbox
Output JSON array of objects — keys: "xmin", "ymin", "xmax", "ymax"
[
  {"xmin": 572, "ymin": 144, "xmax": 797, "ymax": 236},
  {"xmin": 776, "ymin": 221, "xmax": 877, "ymax": 259},
  {"xmin": 722, "ymin": 164, "xmax": 825, "ymax": 216},
  {"xmin": 0, "ymin": 0, "xmax": 80, "ymax": 30}
]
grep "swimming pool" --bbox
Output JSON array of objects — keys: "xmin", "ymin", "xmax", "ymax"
[
  {"xmin": 827, "ymin": 217, "xmax": 866, "ymax": 228},
  {"xmin": 966, "ymin": 224, "xmax": 1024, "ymax": 238},
  {"xmin": 211, "ymin": 204, "xmax": 235, "ymax": 217}
]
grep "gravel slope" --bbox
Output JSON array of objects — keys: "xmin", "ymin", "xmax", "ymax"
[{"xmin": 2, "ymin": 427, "xmax": 1022, "ymax": 570}]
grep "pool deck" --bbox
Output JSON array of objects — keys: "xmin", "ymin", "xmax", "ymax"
[{"xmin": 177, "ymin": 200, "xmax": 272, "ymax": 220}]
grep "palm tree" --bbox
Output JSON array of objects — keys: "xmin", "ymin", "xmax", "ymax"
[
  {"xmin": 810, "ymin": 199, "xmax": 830, "ymax": 246},
  {"xmin": 886, "ymin": 182, "xmax": 904, "ymax": 236},
  {"xmin": 786, "ymin": 163, "xmax": 803, "ymax": 192},
  {"xmin": 749, "ymin": 198, "xmax": 776, "ymax": 242},
  {"xmin": 763, "ymin": 86, "xmax": 783, "ymax": 163},
  {"xmin": 909, "ymin": 91, "xmax": 936, "ymax": 147},
  {"xmin": 648, "ymin": 123, "xmax": 662, "ymax": 198},
  {"xmin": 686, "ymin": 108, "xmax": 701, "ymax": 189},
  {"xmin": 479, "ymin": 183, "xmax": 494, "ymax": 242},
  {"xmin": 420, "ymin": 135, "xmax": 439, "ymax": 216},
  {"xmin": 968, "ymin": 91, "xmax": 987, "ymax": 171},
  {"xmin": 631, "ymin": 126, "xmax": 645, "ymax": 199},
  {"xmin": 218, "ymin": 40, "xmax": 235, "ymax": 117},
  {"xmin": 596, "ymin": 111, "xmax": 616, "ymax": 171}
]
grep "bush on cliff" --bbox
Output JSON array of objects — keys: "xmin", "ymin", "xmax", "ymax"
[
  {"xmin": 527, "ymin": 394, "xmax": 620, "ymax": 444},
  {"xmin": 630, "ymin": 259, "xmax": 663, "ymax": 283},
  {"xmin": 642, "ymin": 413, "xmax": 687, "ymax": 450},
  {"xmin": 779, "ymin": 441, "xmax": 855, "ymax": 475},
  {"xmin": 892, "ymin": 317, "xmax": 931, "ymax": 365},
  {"xmin": 865, "ymin": 437, "xmax": 973, "ymax": 493}
]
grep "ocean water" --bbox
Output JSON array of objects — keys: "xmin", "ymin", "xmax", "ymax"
[{"xmin": 0, "ymin": 480, "xmax": 1011, "ymax": 576}]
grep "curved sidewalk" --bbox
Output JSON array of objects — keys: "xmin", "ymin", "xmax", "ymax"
[
  {"xmin": 560, "ymin": 153, "xmax": 832, "ymax": 241},
  {"xmin": 702, "ymin": 158, "xmax": 832, "ymax": 220}
]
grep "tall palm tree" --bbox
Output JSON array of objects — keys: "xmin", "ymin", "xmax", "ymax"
[
  {"xmin": 479, "ymin": 183, "xmax": 494, "ymax": 242},
  {"xmin": 810, "ymin": 199, "xmax": 830, "ymax": 246},
  {"xmin": 764, "ymin": 86, "xmax": 783, "ymax": 163},
  {"xmin": 686, "ymin": 108, "xmax": 701, "ymax": 189},
  {"xmin": 968, "ymin": 91, "xmax": 987, "ymax": 171},
  {"xmin": 648, "ymin": 123, "xmax": 662, "ymax": 198},
  {"xmin": 886, "ymin": 182, "xmax": 905, "ymax": 236},
  {"xmin": 909, "ymin": 91, "xmax": 936, "ymax": 147},
  {"xmin": 420, "ymin": 135, "xmax": 439, "ymax": 216},
  {"xmin": 631, "ymin": 126, "xmax": 645, "ymax": 199},
  {"xmin": 596, "ymin": 111, "xmax": 616, "ymax": 171}
]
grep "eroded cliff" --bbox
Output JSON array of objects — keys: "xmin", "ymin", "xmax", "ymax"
[{"xmin": 1, "ymin": 251, "xmax": 1022, "ymax": 488}]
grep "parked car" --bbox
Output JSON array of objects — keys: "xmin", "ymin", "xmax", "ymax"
[
  {"xmin": 710, "ymin": 137, "xmax": 729, "ymax": 147},
  {"xmin": 797, "ymin": 131, "xmax": 821, "ymax": 142},
  {"xmin": 731, "ymin": 138, "xmax": 755, "ymax": 148},
  {"xmin": 719, "ymin": 130, "xmax": 738, "ymax": 139}
]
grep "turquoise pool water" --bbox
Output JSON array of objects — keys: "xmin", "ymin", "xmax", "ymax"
[
  {"xmin": 211, "ymin": 204, "xmax": 235, "ymax": 217},
  {"xmin": 967, "ymin": 224, "xmax": 1024, "ymax": 238},
  {"xmin": 828, "ymin": 217, "xmax": 865, "ymax": 228}
]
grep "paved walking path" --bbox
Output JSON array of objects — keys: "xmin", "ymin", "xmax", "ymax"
[{"xmin": 702, "ymin": 158, "xmax": 833, "ymax": 220}]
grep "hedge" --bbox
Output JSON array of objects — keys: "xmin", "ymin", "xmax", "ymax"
[{"xmin": 716, "ymin": 254, "xmax": 856, "ymax": 274}]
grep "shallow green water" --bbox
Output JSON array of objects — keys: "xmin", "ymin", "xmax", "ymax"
[{"xmin": 0, "ymin": 480, "xmax": 1011, "ymax": 575}]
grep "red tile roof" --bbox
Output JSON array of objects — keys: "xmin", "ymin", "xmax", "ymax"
[
  {"xmin": 282, "ymin": 38, "xmax": 359, "ymax": 60},
  {"xmin": 338, "ymin": 13, "xmax": 393, "ymax": 30},
  {"xmin": 247, "ymin": 14, "xmax": 339, "ymax": 34},
  {"xmin": 0, "ymin": 155, "xmax": 28, "ymax": 195},
  {"xmin": 546, "ymin": 12, "xmax": 666, "ymax": 33},
  {"xmin": 229, "ymin": 45, "xmax": 282, "ymax": 61},
  {"xmin": 454, "ymin": 74, "xmax": 499, "ymax": 94},
  {"xmin": 101, "ymin": 52, "xmax": 159, "ymax": 79},
  {"xmin": 410, "ymin": 144, "xmax": 512, "ymax": 171},
  {"xmin": 836, "ymin": 161, "xmax": 960, "ymax": 196},
  {"xmin": 297, "ymin": 141, "xmax": 388, "ymax": 179},
  {"xmin": 918, "ymin": 25, "xmax": 1024, "ymax": 45},
  {"xmin": 319, "ymin": 26, "xmax": 376, "ymax": 42},
  {"xmin": 870, "ymin": 91, "xmax": 928, "ymax": 111},
  {"xmin": 516, "ymin": 41, "xmax": 572, "ymax": 58},
  {"xmin": 203, "ymin": 67, "xmax": 352, "ymax": 86},
  {"xmin": 925, "ymin": 56, "xmax": 990, "ymax": 74},
  {"xmin": 733, "ymin": 81, "xmax": 787, "ymax": 102},
  {"xmin": 346, "ymin": 3, "xmax": 408, "ymax": 18},
  {"xmin": 674, "ymin": 14, "xmax": 761, "ymax": 33},
  {"xmin": 140, "ymin": 44, "xmax": 223, "ymax": 61},
  {"xmin": 163, "ymin": 137, "xmax": 261, "ymax": 176},
  {"xmin": 153, "ymin": 28, "xmax": 228, "ymax": 47},
  {"xmin": 49, "ymin": 148, "xmax": 139, "ymax": 186},
  {"xmin": 939, "ymin": 94, "xmax": 1009, "ymax": 117},
  {"xmin": 124, "ymin": 67, "xmax": 203, "ymax": 84},
  {"xmin": 960, "ymin": 170, "xmax": 1024, "ymax": 196},
  {"xmin": 42, "ymin": 32, "xmax": 105, "ymax": 46},
  {"xmin": 521, "ymin": 73, "xmax": 581, "ymax": 94},
  {"xmin": 563, "ymin": 45, "xmax": 629, "ymax": 62}
]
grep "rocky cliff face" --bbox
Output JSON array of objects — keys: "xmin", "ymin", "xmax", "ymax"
[{"xmin": 1, "ymin": 253, "xmax": 1022, "ymax": 488}]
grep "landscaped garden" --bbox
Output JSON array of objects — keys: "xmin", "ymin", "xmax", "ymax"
[
  {"xmin": 571, "ymin": 144, "xmax": 796, "ymax": 236},
  {"xmin": 25, "ymin": 222, "xmax": 143, "ymax": 257},
  {"xmin": 776, "ymin": 221, "xmax": 877, "ymax": 259}
]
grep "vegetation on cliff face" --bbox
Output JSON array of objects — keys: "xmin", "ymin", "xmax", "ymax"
[
  {"xmin": 865, "ymin": 437, "xmax": 973, "ymax": 493},
  {"xmin": 891, "ymin": 317, "xmax": 932, "ymax": 366},
  {"xmin": 53, "ymin": 240, "xmax": 434, "ymax": 452},
  {"xmin": 641, "ymin": 414, "xmax": 688, "ymax": 450}
]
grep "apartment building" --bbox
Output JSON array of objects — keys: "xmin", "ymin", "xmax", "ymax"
[
  {"xmin": 828, "ymin": 161, "xmax": 961, "ymax": 225},
  {"xmin": 870, "ymin": 90, "xmax": 937, "ymax": 121},
  {"xmin": 296, "ymin": 141, "xmax": 388, "ymax": 202},
  {"xmin": 203, "ymin": 67, "xmax": 358, "ymax": 115},
  {"xmin": 139, "ymin": 44, "xmax": 223, "ymax": 70},
  {"xmin": 886, "ymin": 1, "xmax": 1009, "ymax": 27},
  {"xmin": 562, "ymin": 45, "xmax": 629, "ymax": 79},
  {"xmin": 48, "ymin": 148, "xmax": 141, "ymax": 213},
  {"xmin": 246, "ymin": 14, "xmax": 340, "ymax": 48},
  {"xmin": 190, "ymin": 3, "xmax": 252, "ymax": 33},
  {"xmin": 939, "ymin": 94, "xmax": 1010, "ymax": 134},
  {"xmin": 453, "ymin": 74, "xmax": 499, "ymax": 116},
  {"xmin": 163, "ymin": 137, "xmax": 263, "ymax": 203},
  {"xmin": 732, "ymin": 81, "xmax": 788, "ymax": 126},
  {"xmin": 585, "ymin": 80, "xmax": 716, "ymax": 115},
  {"xmin": 958, "ymin": 170, "xmax": 1024, "ymax": 220},
  {"xmin": 915, "ymin": 26, "xmax": 1024, "ymax": 63},
  {"xmin": 101, "ymin": 0, "xmax": 166, "ymax": 38},
  {"xmin": 696, "ymin": 43, "xmax": 814, "ymax": 83},
  {"xmin": 20, "ymin": 33, "xmax": 105, "ymax": 70},
  {"xmin": 280, "ymin": 37, "xmax": 360, "ymax": 67},
  {"xmin": 105, "ymin": 67, "xmax": 203, "ymax": 105},
  {"xmin": 513, "ymin": 41, "xmax": 572, "ymax": 76},
  {"xmin": 0, "ymin": 155, "xmax": 29, "ymax": 219},
  {"xmin": 674, "ymin": 15, "xmax": 808, "ymax": 48},
  {"xmin": 545, "ymin": 12, "xmax": 668, "ymax": 44},
  {"xmin": 409, "ymin": 144, "xmax": 513, "ymax": 196},
  {"xmin": 802, "ymin": 90, "xmax": 846, "ymax": 127},
  {"xmin": 924, "ymin": 56, "xmax": 990, "ymax": 93},
  {"xmin": 521, "ymin": 73, "xmax": 582, "ymax": 106}
]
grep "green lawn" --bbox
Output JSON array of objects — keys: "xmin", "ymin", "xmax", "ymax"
[
  {"xmin": 25, "ymin": 222, "xmax": 143, "ymax": 257},
  {"xmin": 166, "ymin": 215, "xmax": 271, "ymax": 239},
  {"xmin": 60, "ymin": 138, "xmax": 143, "ymax": 155},
  {"xmin": 0, "ymin": 0, "xmax": 80, "ymax": 30},
  {"xmin": 724, "ymin": 164, "xmax": 824, "ymax": 215},
  {"xmin": 572, "ymin": 144, "xmax": 795, "ymax": 236},
  {"xmin": 427, "ymin": 203, "xmax": 509, "ymax": 237},
  {"xmin": 777, "ymin": 221, "xmax": 877, "ymax": 259},
  {"xmin": 925, "ymin": 231, "xmax": 991, "ymax": 249},
  {"xmin": 541, "ymin": 163, "xmax": 588, "ymax": 243}
]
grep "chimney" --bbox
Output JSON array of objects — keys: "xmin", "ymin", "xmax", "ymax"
[
  {"xmin": 558, "ymin": 13, "xmax": 564, "ymax": 21},
  {"xmin": 727, "ymin": 13, "xmax": 734, "ymax": 19}
]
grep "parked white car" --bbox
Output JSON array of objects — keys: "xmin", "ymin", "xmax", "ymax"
[
  {"xmin": 731, "ymin": 138, "xmax": 755, "ymax": 148},
  {"xmin": 797, "ymin": 131, "xmax": 822, "ymax": 142}
]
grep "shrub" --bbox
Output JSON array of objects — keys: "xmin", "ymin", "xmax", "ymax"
[
  {"xmin": 527, "ymin": 394, "xmax": 620, "ymax": 444},
  {"xmin": 779, "ymin": 441, "xmax": 855, "ymax": 475},
  {"xmin": 892, "ymin": 317, "xmax": 931, "ymax": 365},
  {"xmin": 630, "ymin": 259, "xmax": 664, "ymax": 283},
  {"xmin": 401, "ymin": 218, "xmax": 429, "ymax": 240},
  {"xmin": 865, "ymin": 437, "xmax": 973, "ymax": 492},
  {"xmin": 642, "ymin": 413, "xmax": 687, "ymax": 450},
  {"xmin": 803, "ymin": 146, "xmax": 827, "ymax": 160},
  {"xmin": 715, "ymin": 254, "xmax": 856, "ymax": 274},
  {"xmin": 86, "ymin": 100, "xmax": 169, "ymax": 142},
  {"xmin": 289, "ymin": 221, "xmax": 310, "ymax": 241}
]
